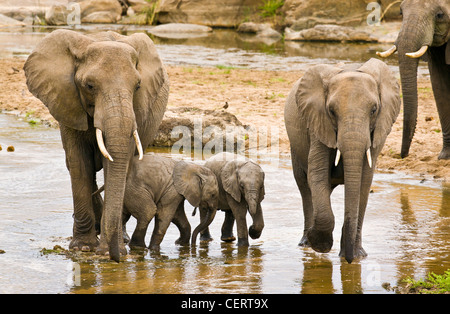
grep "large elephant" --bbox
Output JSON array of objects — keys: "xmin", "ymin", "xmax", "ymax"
[
  {"xmin": 284, "ymin": 59, "xmax": 400, "ymax": 263},
  {"xmin": 24, "ymin": 30, "xmax": 169, "ymax": 262},
  {"xmin": 196, "ymin": 152, "xmax": 265, "ymax": 247},
  {"xmin": 377, "ymin": 0, "xmax": 450, "ymax": 159},
  {"xmin": 121, "ymin": 156, "xmax": 219, "ymax": 251}
]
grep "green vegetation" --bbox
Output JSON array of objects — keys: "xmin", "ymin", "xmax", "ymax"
[
  {"xmin": 259, "ymin": 0, "xmax": 285, "ymax": 18},
  {"xmin": 404, "ymin": 270, "xmax": 450, "ymax": 294}
]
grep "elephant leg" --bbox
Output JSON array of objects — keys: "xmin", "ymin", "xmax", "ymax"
[
  {"xmin": 172, "ymin": 202, "xmax": 191, "ymax": 246},
  {"xmin": 60, "ymin": 126, "xmax": 98, "ymax": 251},
  {"xmin": 221, "ymin": 210, "xmax": 236, "ymax": 242},
  {"xmin": 227, "ymin": 197, "xmax": 249, "ymax": 246},
  {"xmin": 429, "ymin": 46, "xmax": 450, "ymax": 159},
  {"xmin": 124, "ymin": 189, "xmax": 157, "ymax": 250},
  {"xmin": 199, "ymin": 206, "xmax": 213, "ymax": 242},
  {"xmin": 291, "ymin": 149, "xmax": 313, "ymax": 246},
  {"xmin": 306, "ymin": 137, "xmax": 334, "ymax": 254},
  {"xmin": 149, "ymin": 199, "xmax": 181, "ymax": 251},
  {"xmin": 128, "ymin": 202, "xmax": 156, "ymax": 250}
]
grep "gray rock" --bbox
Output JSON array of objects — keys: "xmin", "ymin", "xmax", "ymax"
[{"xmin": 285, "ymin": 24, "xmax": 378, "ymax": 43}]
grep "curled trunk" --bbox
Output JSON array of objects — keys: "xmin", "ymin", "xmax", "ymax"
[{"xmin": 191, "ymin": 208, "xmax": 217, "ymax": 245}]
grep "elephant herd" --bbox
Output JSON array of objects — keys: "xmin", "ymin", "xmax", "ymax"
[{"xmin": 23, "ymin": 0, "xmax": 449, "ymax": 264}]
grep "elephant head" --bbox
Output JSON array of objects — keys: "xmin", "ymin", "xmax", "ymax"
[
  {"xmin": 173, "ymin": 161, "xmax": 219, "ymax": 245},
  {"xmin": 377, "ymin": 0, "xmax": 450, "ymax": 158},
  {"xmin": 297, "ymin": 58, "xmax": 400, "ymax": 263},
  {"xmin": 221, "ymin": 159, "xmax": 265, "ymax": 240},
  {"xmin": 24, "ymin": 30, "xmax": 169, "ymax": 262}
]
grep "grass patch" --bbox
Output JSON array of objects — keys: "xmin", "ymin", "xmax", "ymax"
[
  {"xmin": 404, "ymin": 270, "xmax": 450, "ymax": 294},
  {"xmin": 259, "ymin": 0, "xmax": 284, "ymax": 18}
]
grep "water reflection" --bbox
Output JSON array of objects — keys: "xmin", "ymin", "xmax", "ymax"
[{"xmin": 1, "ymin": 112, "xmax": 450, "ymax": 294}]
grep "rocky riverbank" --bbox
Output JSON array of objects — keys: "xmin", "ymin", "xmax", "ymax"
[{"xmin": 0, "ymin": 0, "xmax": 401, "ymax": 43}]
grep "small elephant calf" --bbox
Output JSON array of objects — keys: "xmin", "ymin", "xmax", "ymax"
[
  {"xmin": 121, "ymin": 155, "xmax": 219, "ymax": 251},
  {"xmin": 197, "ymin": 152, "xmax": 265, "ymax": 246}
]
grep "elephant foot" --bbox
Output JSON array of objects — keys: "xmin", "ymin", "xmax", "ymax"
[
  {"xmin": 175, "ymin": 237, "xmax": 190, "ymax": 246},
  {"xmin": 69, "ymin": 234, "xmax": 99, "ymax": 252},
  {"xmin": 298, "ymin": 234, "xmax": 310, "ymax": 247},
  {"xmin": 237, "ymin": 237, "xmax": 249, "ymax": 247},
  {"xmin": 249, "ymin": 226, "xmax": 262, "ymax": 239},
  {"xmin": 221, "ymin": 235, "xmax": 235, "ymax": 242},
  {"xmin": 339, "ymin": 246, "xmax": 367, "ymax": 260},
  {"xmin": 438, "ymin": 147, "xmax": 450, "ymax": 160},
  {"xmin": 307, "ymin": 228, "xmax": 333, "ymax": 253}
]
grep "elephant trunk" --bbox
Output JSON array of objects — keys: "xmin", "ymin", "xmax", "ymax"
[
  {"xmin": 191, "ymin": 207, "xmax": 217, "ymax": 245},
  {"xmin": 247, "ymin": 191, "xmax": 264, "ymax": 239},
  {"xmin": 339, "ymin": 125, "xmax": 371, "ymax": 264},
  {"xmin": 397, "ymin": 14, "xmax": 434, "ymax": 158},
  {"xmin": 97, "ymin": 96, "xmax": 137, "ymax": 262}
]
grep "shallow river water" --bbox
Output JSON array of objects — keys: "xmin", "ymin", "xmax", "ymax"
[
  {"xmin": 0, "ymin": 25, "xmax": 447, "ymax": 294},
  {"xmin": 1, "ymin": 114, "xmax": 450, "ymax": 294}
]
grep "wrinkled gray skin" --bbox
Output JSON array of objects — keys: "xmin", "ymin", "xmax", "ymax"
[
  {"xmin": 284, "ymin": 59, "xmax": 400, "ymax": 263},
  {"xmin": 393, "ymin": 0, "xmax": 450, "ymax": 158},
  {"xmin": 121, "ymin": 155, "xmax": 219, "ymax": 251},
  {"xmin": 24, "ymin": 30, "xmax": 169, "ymax": 262},
  {"xmin": 199, "ymin": 152, "xmax": 265, "ymax": 247}
]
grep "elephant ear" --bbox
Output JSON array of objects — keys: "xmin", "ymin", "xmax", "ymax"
[
  {"xmin": 296, "ymin": 64, "xmax": 344, "ymax": 148},
  {"xmin": 221, "ymin": 161, "xmax": 241, "ymax": 203},
  {"xmin": 358, "ymin": 58, "xmax": 401, "ymax": 149},
  {"xmin": 173, "ymin": 161, "xmax": 203, "ymax": 207},
  {"xmin": 24, "ymin": 30, "xmax": 93, "ymax": 131},
  {"xmin": 115, "ymin": 32, "xmax": 170, "ymax": 147}
]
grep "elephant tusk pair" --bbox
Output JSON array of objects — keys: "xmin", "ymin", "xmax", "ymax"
[
  {"xmin": 334, "ymin": 149, "xmax": 372, "ymax": 168},
  {"xmin": 96, "ymin": 128, "xmax": 144, "ymax": 162},
  {"xmin": 376, "ymin": 45, "xmax": 428, "ymax": 59}
]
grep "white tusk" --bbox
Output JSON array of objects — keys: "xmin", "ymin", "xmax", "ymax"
[
  {"xmin": 96, "ymin": 128, "xmax": 114, "ymax": 162},
  {"xmin": 366, "ymin": 149, "xmax": 372, "ymax": 168},
  {"xmin": 133, "ymin": 130, "xmax": 144, "ymax": 160},
  {"xmin": 406, "ymin": 45, "xmax": 428, "ymax": 58},
  {"xmin": 376, "ymin": 45, "xmax": 397, "ymax": 58},
  {"xmin": 335, "ymin": 149, "xmax": 341, "ymax": 167}
]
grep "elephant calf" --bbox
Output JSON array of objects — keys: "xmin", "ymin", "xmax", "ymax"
[
  {"xmin": 284, "ymin": 58, "xmax": 401, "ymax": 263},
  {"xmin": 197, "ymin": 152, "xmax": 265, "ymax": 247},
  {"xmin": 120, "ymin": 155, "xmax": 219, "ymax": 251}
]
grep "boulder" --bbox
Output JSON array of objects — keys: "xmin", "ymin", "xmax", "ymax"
[
  {"xmin": 149, "ymin": 23, "xmax": 213, "ymax": 38},
  {"xmin": 156, "ymin": 0, "xmax": 262, "ymax": 28},
  {"xmin": 153, "ymin": 107, "xmax": 251, "ymax": 152},
  {"xmin": 45, "ymin": 0, "xmax": 122, "ymax": 25},
  {"xmin": 285, "ymin": 24, "xmax": 378, "ymax": 43},
  {"xmin": 283, "ymin": 0, "xmax": 402, "ymax": 29},
  {"xmin": 0, "ymin": 13, "xmax": 26, "ymax": 27},
  {"xmin": 80, "ymin": 0, "xmax": 122, "ymax": 23},
  {"xmin": 237, "ymin": 22, "xmax": 282, "ymax": 39}
]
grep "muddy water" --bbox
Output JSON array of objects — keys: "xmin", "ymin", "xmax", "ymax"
[{"xmin": 1, "ymin": 114, "xmax": 450, "ymax": 294}]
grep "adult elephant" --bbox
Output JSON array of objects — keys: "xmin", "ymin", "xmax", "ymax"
[
  {"xmin": 24, "ymin": 30, "xmax": 169, "ymax": 262},
  {"xmin": 284, "ymin": 59, "xmax": 400, "ymax": 263},
  {"xmin": 377, "ymin": 0, "xmax": 450, "ymax": 159}
]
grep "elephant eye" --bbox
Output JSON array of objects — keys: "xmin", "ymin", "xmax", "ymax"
[
  {"xmin": 436, "ymin": 12, "xmax": 445, "ymax": 20},
  {"xmin": 135, "ymin": 80, "xmax": 141, "ymax": 92},
  {"xmin": 370, "ymin": 105, "xmax": 377, "ymax": 116},
  {"xmin": 86, "ymin": 83, "xmax": 94, "ymax": 91}
]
